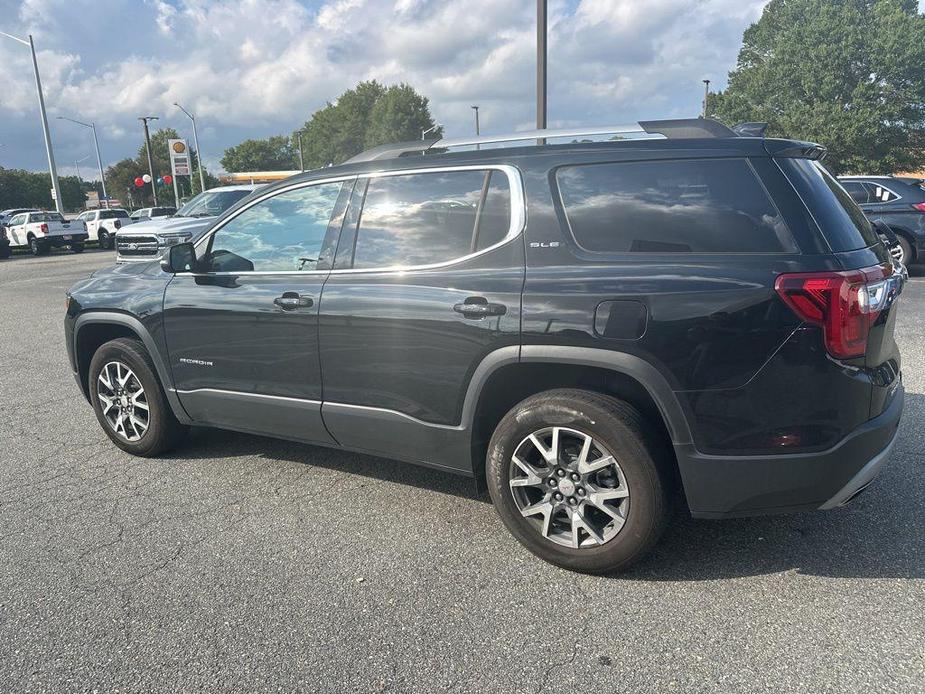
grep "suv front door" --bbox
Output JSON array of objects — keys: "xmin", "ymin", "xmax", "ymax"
[
  {"xmin": 317, "ymin": 166, "xmax": 525, "ymax": 471},
  {"xmin": 162, "ymin": 178, "xmax": 352, "ymax": 444}
]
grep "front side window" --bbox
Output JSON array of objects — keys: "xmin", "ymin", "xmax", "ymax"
[
  {"xmin": 351, "ymin": 169, "xmax": 513, "ymax": 269},
  {"xmin": 207, "ymin": 182, "xmax": 343, "ymax": 273},
  {"xmin": 8, "ymin": 214, "xmax": 24, "ymax": 227},
  {"xmin": 557, "ymin": 159, "xmax": 797, "ymax": 254}
]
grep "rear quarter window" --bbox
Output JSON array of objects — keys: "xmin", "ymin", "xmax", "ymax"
[{"xmin": 556, "ymin": 158, "xmax": 797, "ymax": 254}]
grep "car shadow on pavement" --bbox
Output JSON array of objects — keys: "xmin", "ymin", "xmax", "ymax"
[{"xmin": 169, "ymin": 393, "xmax": 923, "ymax": 582}]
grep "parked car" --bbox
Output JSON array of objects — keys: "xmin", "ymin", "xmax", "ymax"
[
  {"xmin": 838, "ymin": 175, "xmax": 925, "ymax": 265},
  {"xmin": 0, "ymin": 208, "xmax": 38, "ymax": 228},
  {"xmin": 0, "ymin": 225, "xmax": 10, "ymax": 259},
  {"xmin": 115, "ymin": 185, "xmax": 259, "ymax": 263},
  {"xmin": 129, "ymin": 206, "xmax": 176, "ymax": 223},
  {"xmin": 74, "ymin": 208, "xmax": 133, "ymax": 249},
  {"xmin": 7, "ymin": 210, "xmax": 87, "ymax": 254},
  {"xmin": 66, "ymin": 119, "xmax": 905, "ymax": 573}
]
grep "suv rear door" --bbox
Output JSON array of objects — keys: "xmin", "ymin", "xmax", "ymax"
[
  {"xmin": 317, "ymin": 165, "xmax": 525, "ymax": 471},
  {"xmin": 162, "ymin": 178, "xmax": 352, "ymax": 445}
]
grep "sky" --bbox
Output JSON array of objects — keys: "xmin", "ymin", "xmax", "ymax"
[{"xmin": 0, "ymin": 0, "xmax": 774, "ymax": 180}]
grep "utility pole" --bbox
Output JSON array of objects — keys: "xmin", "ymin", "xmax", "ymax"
[
  {"xmin": 57, "ymin": 116, "xmax": 109, "ymax": 208},
  {"xmin": 174, "ymin": 102, "xmax": 206, "ymax": 193},
  {"xmin": 1, "ymin": 31, "xmax": 63, "ymax": 213},
  {"xmin": 537, "ymin": 0, "xmax": 547, "ymax": 145},
  {"xmin": 138, "ymin": 116, "xmax": 159, "ymax": 205},
  {"xmin": 702, "ymin": 79, "xmax": 711, "ymax": 118},
  {"xmin": 294, "ymin": 130, "xmax": 304, "ymax": 171}
]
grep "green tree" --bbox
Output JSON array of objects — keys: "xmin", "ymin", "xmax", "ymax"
[
  {"xmin": 0, "ymin": 167, "xmax": 84, "ymax": 211},
  {"xmin": 298, "ymin": 81, "xmax": 439, "ymax": 168},
  {"xmin": 710, "ymin": 0, "xmax": 925, "ymax": 174},
  {"xmin": 220, "ymin": 135, "xmax": 296, "ymax": 172}
]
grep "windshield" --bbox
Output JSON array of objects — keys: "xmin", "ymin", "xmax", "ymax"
[{"xmin": 175, "ymin": 190, "xmax": 251, "ymax": 218}]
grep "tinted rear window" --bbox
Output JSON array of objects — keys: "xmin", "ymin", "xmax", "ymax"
[
  {"xmin": 783, "ymin": 160, "xmax": 880, "ymax": 251},
  {"xmin": 557, "ymin": 159, "xmax": 797, "ymax": 253}
]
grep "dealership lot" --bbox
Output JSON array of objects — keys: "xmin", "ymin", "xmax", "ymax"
[{"xmin": 0, "ymin": 250, "xmax": 922, "ymax": 693}]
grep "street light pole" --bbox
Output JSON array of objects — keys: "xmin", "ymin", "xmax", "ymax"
[
  {"xmin": 57, "ymin": 116, "xmax": 109, "ymax": 209},
  {"xmin": 471, "ymin": 106, "xmax": 480, "ymax": 150},
  {"xmin": 421, "ymin": 124, "xmax": 441, "ymax": 140},
  {"xmin": 537, "ymin": 0, "xmax": 547, "ymax": 145},
  {"xmin": 174, "ymin": 102, "xmax": 206, "ymax": 193},
  {"xmin": 294, "ymin": 130, "xmax": 304, "ymax": 172},
  {"xmin": 1, "ymin": 31, "xmax": 63, "ymax": 213},
  {"xmin": 702, "ymin": 79, "xmax": 711, "ymax": 118},
  {"xmin": 138, "ymin": 116, "xmax": 159, "ymax": 205}
]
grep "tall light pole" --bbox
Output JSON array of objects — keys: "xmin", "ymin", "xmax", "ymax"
[
  {"xmin": 1, "ymin": 31, "xmax": 63, "ymax": 213},
  {"xmin": 294, "ymin": 130, "xmax": 305, "ymax": 171},
  {"xmin": 702, "ymin": 79, "xmax": 711, "ymax": 118},
  {"xmin": 471, "ymin": 106, "xmax": 480, "ymax": 150},
  {"xmin": 537, "ymin": 0, "xmax": 547, "ymax": 145},
  {"xmin": 138, "ymin": 116, "xmax": 159, "ymax": 205},
  {"xmin": 173, "ymin": 102, "xmax": 206, "ymax": 193},
  {"xmin": 57, "ymin": 116, "xmax": 109, "ymax": 209}
]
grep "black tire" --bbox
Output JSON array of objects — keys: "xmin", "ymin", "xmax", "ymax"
[
  {"xmin": 28, "ymin": 235, "xmax": 46, "ymax": 256},
  {"xmin": 897, "ymin": 235, "xmax": 913, "ymax": 266},
  {"xmin": 88, "ymin": 337, "xmax": 188, "ymax": 456},
  {"xmin": 486, "ymin": 389, "xmax": 672, "ymax": 574},
  {"xmin": 98, "ymin": 230, "xmax": 110, "ymax": 250},
  {"xmin": 71, "ymin": 242, "xmax": 85, "ymax": 253},
  {"xmin": 0, "ymin": 244, "xmax": 10, "ymax": 259}
]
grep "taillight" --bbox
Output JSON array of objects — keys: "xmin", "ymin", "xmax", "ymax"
[
  {"xmin": 774, "ymin": 265, "xmax": 894, "ymax": 359},
  {"xmin": 39, "ymin": 223, "xmax": 48, "ymax": 234},
  {"xmin": 912, "ymin": 203, "xmax": 925, "ymax": 212},
  {"xmin": 114, "ymin": 219, "xmax": 121, "ymax": 229}
]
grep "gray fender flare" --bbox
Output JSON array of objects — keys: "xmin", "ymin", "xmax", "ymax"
[{"xmin": 73, "ymin": 312, "xmax": 191, "ymax": 424}]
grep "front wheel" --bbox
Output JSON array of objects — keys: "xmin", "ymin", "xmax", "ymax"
[
  {"xmin": 98, "ymin": 230, "xmax": 111, "ymax": 250},
  {"xmin": 486, "ymin": 389, "xmax": 671, "ymax": 574},
  {"xmin": 89, "ymin": 337, "xmax": 188, "ymax": 456}
]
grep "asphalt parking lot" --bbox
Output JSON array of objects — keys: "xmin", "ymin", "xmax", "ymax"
[{"xmin": 0, "ymin": 249, "xmax": 922, "ymax": 693}]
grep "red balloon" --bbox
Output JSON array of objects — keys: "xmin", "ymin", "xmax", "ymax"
[
  {"xmin": 163, "ymin": 174, "xmax": 173, "ymax": 185},
  {"xmin": 134, "ymin": 177, "xmax": 144, "ymax": 188}
]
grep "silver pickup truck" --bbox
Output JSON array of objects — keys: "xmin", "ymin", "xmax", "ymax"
[{"xmin": 4, "ymin": 211, "xmax": 88, "ymax": 255}]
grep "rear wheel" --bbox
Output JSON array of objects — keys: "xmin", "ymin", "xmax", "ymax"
[
  {"xmin": 895, "ymin": 235, "xmax": 913, "ymax": 266},
  {"xmin": 71, "ymin": 242, "xmax": 85, "ymax": 253},
  {"xmin": 89, "ymin": 337, "xmax": 188, "ymax": 456},
  {"xmin": 28, "ymin": 235, "xmax": 46, "ymax": 256},
  {"xmin": 486, "ymin": 389, "xmax": 672, "ymax": 574}
]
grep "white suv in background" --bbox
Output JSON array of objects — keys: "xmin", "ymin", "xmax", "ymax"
[
  {"xmin": 129, "ymin": 206, "xmax": 176, "ymax": 223},
  {"xmin": 74, "ymin": 209, "xmax": 133, "ymax": 249}
]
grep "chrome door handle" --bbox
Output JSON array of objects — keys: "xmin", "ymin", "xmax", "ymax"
[
  {"xmin": 274, "ymin": 292, "xmax": 313, "ymax": 310},
  {"xmin": 453, "ymin": 298, "xmax": 507, "ymax": 318}
]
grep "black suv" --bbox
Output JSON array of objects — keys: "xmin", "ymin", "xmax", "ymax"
[
  {"xmin": 65, "ymin": 119, "xmax": 904, "ymax": 573},
  {"xmin": 838, "ymin": 175, "xmax": 925, "ymax": 265}
]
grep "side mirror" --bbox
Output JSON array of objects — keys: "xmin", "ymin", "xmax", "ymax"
[{"xmin": 161, "ymin": 242, "xmax": 198, "ymax": 274}]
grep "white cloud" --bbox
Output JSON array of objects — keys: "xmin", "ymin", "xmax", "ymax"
[{"xmin": 0, "ymin": 0, "xmax": 768, "ymax": 174}]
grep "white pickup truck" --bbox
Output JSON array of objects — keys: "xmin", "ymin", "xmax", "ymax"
[{"xmin": 4, "ymin": 210, "xmax": 89, "ymax": 255}]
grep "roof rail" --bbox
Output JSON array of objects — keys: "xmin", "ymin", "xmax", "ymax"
[{"xmin": 344, "ymin": 118, "xmax": 739, "ymax": 164}]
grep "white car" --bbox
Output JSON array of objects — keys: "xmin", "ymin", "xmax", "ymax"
[
  {"xmin": 129, "ymin": 206, "xmax": 176, "ymax": 223},
  {"xmin": 74, "ymin": 208, "xmax": 133, "ymax": 249},
  {"xmin": 1, "ymin": 208, "xmax": 39, "ymax": 228},
  {"xmin": 5, "ymin": 210, "xmax": 88, "ymax": 255},
  {"xmin": 116, "ymin": 185, "xmax": 259, "ymax": 263}
]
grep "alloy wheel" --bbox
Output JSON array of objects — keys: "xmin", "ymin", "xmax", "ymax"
[
  {"xmin": 509, "ymin": 426, "xmax": 630, "ymax": 549},
  {"xmin": 97, "ymin": 361, "xmax": 150, "ymax": 441}
]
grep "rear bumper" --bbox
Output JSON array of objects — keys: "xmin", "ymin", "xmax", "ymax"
[
  {"xmin": 676, "ymin": 383, "xmax": 904, "ymax": 518},
  {"xmin": 42, "ymin": 233, "xmax": 88, "ymax": 247}
]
